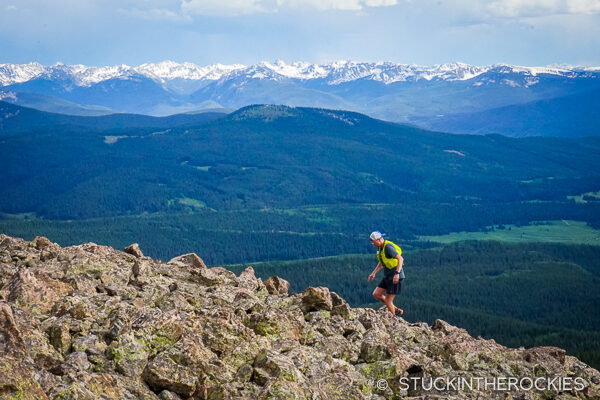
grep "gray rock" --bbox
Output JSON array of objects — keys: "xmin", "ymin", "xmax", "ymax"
[
  {"xmin": 142, "ymin": 352, "xmax": 198, "ymax": 397},
  {"xmin": 301, "ymin": 286, "xmax": 333, "ymax": 312},
  {"xmin": 264, "ymin": 275, "xmax": 290, "ymax": 295},
  {"xmin": 124, "ymin": 243, "xmax": 144, "ymax": 258},
  {"xmin": 167, "ymin": 253, "xmax": 206, "ymax": 270}
]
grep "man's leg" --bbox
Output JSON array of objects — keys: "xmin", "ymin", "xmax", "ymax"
[
  {"xmin": 383, "ymin": 293, "xmax": 396, "ymax": 314},
  {"xmin": 372, "ymin": 287, "xmax": 386, "ymax": 303}
]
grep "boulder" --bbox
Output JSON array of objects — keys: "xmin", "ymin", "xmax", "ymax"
[
  {"xmin": 124, "ymin": 243, "xmax": 144, "ymax": 258},
  {"xmin": 0, "ymin": 301, "xmax": 26, "ymax": 355},
  {"xmin": 142, "ymin": 352, "xmax": 198, "ymax": 397},
  {"xmin": 264, "ymin": 275, "xmax": 290, "ymax": 295},
  {"xmin": 238, "ymin": 266, "xmax": 264, "ymax": 292},
  {"xmin": 167, "ymin": 253, "xmax": 206, "ymax": 270},
  {"xmin": 192, "ymin": 266, "xmax": 238, "ymax": 287},
  {"xmin": 360, "ymin": 335, "xmax": 391, "ymax": 363},
  {"xmin": 301, "ymin": 286, "xmax": 333, "ymax": 312},
  {"xmin": 523, "ymin": 346, "xmax": 566, "ymax": 365},
  {"xmin": 33, "ymin": 236, "xmax": 53, "ymax": 250},
  {"xmin": 46, "ymin": 318, "xmax": 72, "ymax": 356},
  {"xmin": 0, "ymin": 356, "xmax": 49, "ymax": 400},
  {"xmin": 110, "ymin": 333, "xmax": 149, "ymax": 377},
  {"xmin": 252, "ymin": 349, "xmax": 303, "ymax": 385},
  {"xmin": 7, "ymin": 268, "xmax": 71, "ymax": 315}
]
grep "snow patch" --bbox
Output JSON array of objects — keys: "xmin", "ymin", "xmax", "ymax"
[{"xmin": 444, "ymin": 149, "xmax": 466, "ymax": 157}]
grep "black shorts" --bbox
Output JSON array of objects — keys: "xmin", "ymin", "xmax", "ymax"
[{"xmin": 377, "ymin": 274, "xmax": 403, "ymax": 295}]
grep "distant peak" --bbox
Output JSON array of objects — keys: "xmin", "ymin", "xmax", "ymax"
[{"xmin": 1, "ymin": 61, "xmax": 598, "ymax": 87}]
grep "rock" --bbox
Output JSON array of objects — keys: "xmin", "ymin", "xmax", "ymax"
[
  {"xmin": 301, "ymin": 286, "xmax": 333, "ymax": 312},
  {"xmin": 244, "ymin": 307, "xmax": 304, "ymax": 340},
  {"xmin": 63, "ymin": 351, "xmax": 92, "ymax": 372},
  {"xmin": 0, "ymin": 233, "xmax": 599, "ymax": 400},
  {"xmin": 6, "ymin": 268, "xmax": 71, "ymax": 315},
  {"xmin": 47, "ymin": 319, "xmax": 72, "ymax": 356},
  {"xmin": 238, "ymin": 266, "xmax": 263, "ymax": 291},
  {"xmin": 192, "ymin": 266, "xmax": 238, "ymax": 287},
  {"xmin": 167, "ymin": 253, "xmax": 206, "ymax": 270},
  {"xmin": 314, "ymin": 372, "xmax": 366, "ymax": 400},
  {"xmin": 432, "ymin": 318, "xmax": 460, "ymax": 335},
  {"xmin": 360, "ymin": 334, "xmax": 391, "ymax": 363},
  {"xmin": 0, "ymin": 356, "xmax": 49, "ymax": 399},
  {"xmin": 124, "ymin": 243, "xmax": 144, "ymax": 258},
  {"xmin": 523, "ymin": 346, "xmax": 566, "ymax": 365},
  {"xmin": 252, "ymin": 349, "xmax": 303, "ymax": 385},
  {"xmin": 234, "ymin": 363, "xmax": 254, "ymax": 383},
  {"xmin": 142, "ymin": 352, "xmax": 198, "ymax": 397},
  {"xmin": 264, "ymin": 275, "xmax": 290, "ymax": 295},
  {"xmin": 132, "ymin": 259, "xmax": 151, "ymax": 278},
  {"xmin": 110, "ymin": 333, "xmax": 149, "ymax": 377},
  {"xmin": 450, "ymin": 353, "xmax": 470, "ymax": 370},
  {"xmin": 33, "ymin": 236, "xmax": 53, "ymax": 250},
  {"xmin": 314, "ymin": 335, "xmax": 360, "ymax": 364},
  {"xmin": 0, "ymin": 301, "xmax": 26, "ymax": 355},
  {"xmin": 158, "ymin": 390, "xmax": 182, "ymax": 400},
  {"xmin": 71, "ymin": 334, "xmax": 106, "ymax": 356}
]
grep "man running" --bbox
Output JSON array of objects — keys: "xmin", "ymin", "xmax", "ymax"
[{"xmin": 367, "ymin": 231, "xmax": 405, "ymax": 316}]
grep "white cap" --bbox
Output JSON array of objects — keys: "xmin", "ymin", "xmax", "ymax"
[{"xmin": 370, "ymin": 231, "xmax": 386, "ymax": 241}]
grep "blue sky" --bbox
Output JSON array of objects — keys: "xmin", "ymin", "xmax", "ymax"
[{"xmin": 1, "ymin": 0, "xmax": 599, "ymax": 66}]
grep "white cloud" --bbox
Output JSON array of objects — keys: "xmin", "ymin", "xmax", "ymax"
[
  {"xmin": 364, "ymin": 0, "xmax": 398, "ymax": 6},
  {"xmin": 284, "ymin": 0, "xmax": 362, "ymax": 10},
  {"xmin": 567, "ymin": 0, "xmax": 600, "ymax": 13},
  {"xmin": 118, "ymin": 7, "xmax": 190, "ymax": 22},
  {"xmin": 181, "ymin": 0, "xmax": 273, "ymax": 16},
  {"xmin": 180, "ymin": 0, "xmax": 398, "ymax": 16},
  {"xmin": 487, "ymin": 0, "xmax": 600, "ymax": 17},
  {"xmin": 6, "ymin": 5, "xmax": 17, "ymax": 11}
]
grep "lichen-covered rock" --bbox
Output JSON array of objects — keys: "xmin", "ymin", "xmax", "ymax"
[
  {"xmin": 0, "ymin": 233, "xmax": 599, "ymax": 400},
  {"xmin": 7, "ymin": 268, "xmax": 71, "ymax": 315},
  {"xmin": 301, "ymin": 286, "xmax": 333, "ymax": 312},
  {"xmin": 142, "ymin": 352, "xmax": 198, "ymax": 397},
  {"xmin": 46, "ymin": 317, "xmax": 72, "ymax": 356},
  {"xmin": 253, "ymin": 348, "xmax": 305, "ymax": 385},
  {"xmin": 264, "ymin": 275, "xmax": 290, "ymax": 295},
  {"xmin": 0, "ymin": 356, "xmax": 49, "ymax": 400},
  {"xmin": 33, "ymin": 236, "xmax": 54, "ymax": 250},
  {"xmin": 238, "ymin": 266, "xmax": 264, "ymax": 292},
  {"xmin": 110, "ymin": 333, "xmax": 149, "ymax": 377},
  {"xmin": 192, "ymin": 266, "xmax": 238, "ymax": 287},
  {"xmin": 167, "ymin": 252, "xmax": 206, "ymax": 270},
  {"xmin": 124, "ymin": 243, "xmax": 144, "ymax": 258},
  {"xmin": 360, "ymin": 333, "xmax": 392, "ymax": 363},
  {"xmin": 0, "ymin": 301, "xmax": 26, "ymax": 354}
]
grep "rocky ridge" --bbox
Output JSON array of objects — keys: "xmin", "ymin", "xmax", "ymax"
[{"xmin": 0, "ymin": 233, "xmax": 598, "ymax": 399}]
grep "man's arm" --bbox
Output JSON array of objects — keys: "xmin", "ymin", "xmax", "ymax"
[
  {"xmin": 368, "ymin": 262, "xmax": 383, "ymax": 282},
  {"xmin": 392, "ymin": 255, "xmax": 404, "ymax": 283},
  {"xmin": 395, "ymin": 255, "xmax": 404, "ymax": 273}
]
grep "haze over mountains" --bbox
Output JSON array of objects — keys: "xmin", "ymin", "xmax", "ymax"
[{"xmin": 1, "ymin": 60, "xmax": 599, "ymax": 137}]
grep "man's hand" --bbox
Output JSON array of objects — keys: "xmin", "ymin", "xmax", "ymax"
[
  {"xmin": 368, "ymin": 272, "xmax": 376, "ymax": 282},
  {"xmin": 392, "ymin": 274, "xmax": 399, "ymax": 284}
]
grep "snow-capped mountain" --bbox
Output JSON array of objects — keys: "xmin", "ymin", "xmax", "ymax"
[
  {"xmin": 2, "ymin": 60, "xmax": 596, "ymax": 88},
  {"xmin": 1, "ymin": 60, "xmax": 599, "ymax": 136}
]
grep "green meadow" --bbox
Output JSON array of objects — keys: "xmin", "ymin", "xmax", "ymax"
[{"xmin": 420, "ymin": 220, "xmax": 600, "ymax": 245}]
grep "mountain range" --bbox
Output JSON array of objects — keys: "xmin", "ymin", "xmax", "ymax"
[{"xmin": 2, "ymin": 60, "xmax": 599, "ymax": 137}]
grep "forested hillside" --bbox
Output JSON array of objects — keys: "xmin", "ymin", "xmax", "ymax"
[{"xmin": 228, "ymin": 241, "xmax": 600, "ymax": 369}]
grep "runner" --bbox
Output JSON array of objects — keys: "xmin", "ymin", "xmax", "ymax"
[{"xmin": 367, "ymin": 231, "xmax": 405, "ymax": 316}]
